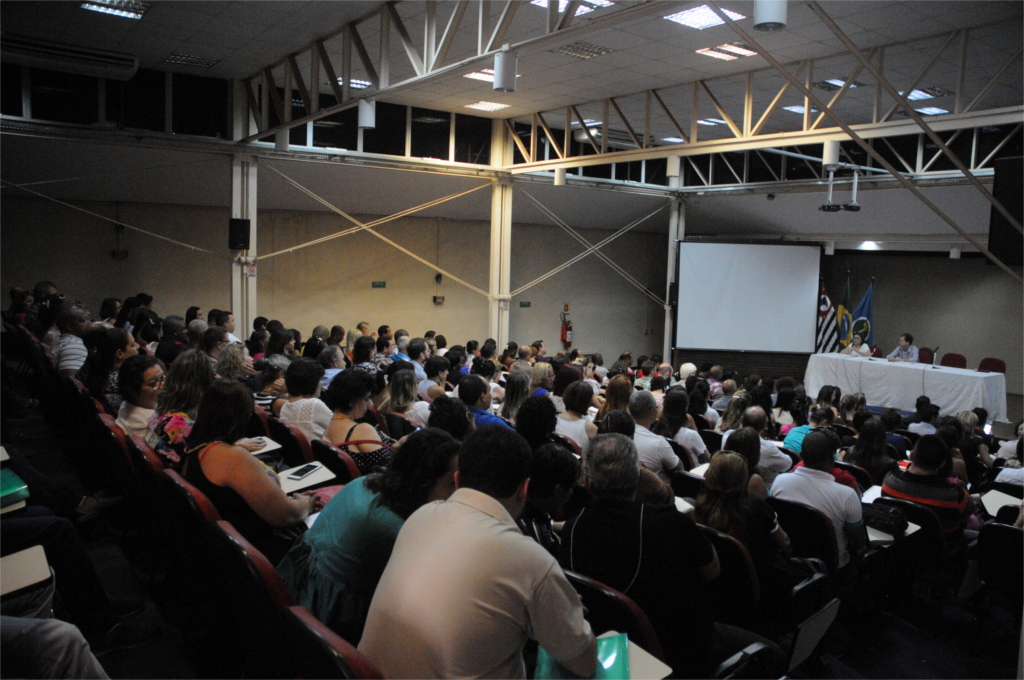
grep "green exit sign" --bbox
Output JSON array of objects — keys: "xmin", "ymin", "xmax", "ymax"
[
  {"xmin": 372, "ymin": 281, "xmax": 386, "ymax": 289},
  {"xmin": 519, "ymin": 301, "xmax": 531, "ymax": 308}
]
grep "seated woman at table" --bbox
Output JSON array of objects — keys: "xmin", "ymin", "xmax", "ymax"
[
  {"xmin": 841, "ymin": 418, "xmax": 897, "ymax": 487},
  {"xmin": 693, "ymin": 452, "xmax": 800, "ymax": 615},
  {"xmin": 323, "ymin": 369, "xmax": 396, "ymax": 475},
  {"xmin": 840, "ymin": 333, "xmax": 872, "ymax": 357},
  {"xmin": 183, "ymin": 379, "xmax": 321, "ymax": 564},
  {"xmin": 278, "ymin": 428, "xmax": 459, "ymax": 643}
]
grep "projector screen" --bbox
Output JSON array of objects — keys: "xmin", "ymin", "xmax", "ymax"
[{"xmin": 675, "ymin": 243, "xmax": 820, "ymax": 353}]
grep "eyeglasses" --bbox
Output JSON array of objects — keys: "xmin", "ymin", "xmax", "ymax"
[{"xmin": 143, "ymin": 375, "xmax": 166, "ymax": 388}]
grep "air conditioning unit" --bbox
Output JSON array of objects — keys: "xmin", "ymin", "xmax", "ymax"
[{"xmin": 1, "ymin": 34, "xmax": 138, "ymax": 81}]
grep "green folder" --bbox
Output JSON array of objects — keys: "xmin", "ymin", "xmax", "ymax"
[
  {"xmin": 535, "ymin": 632, "xmax": 630, "ymax": 679},
  {"xmin": 0, "ymin": 468, "xmax": 29, "ymax": 507}
]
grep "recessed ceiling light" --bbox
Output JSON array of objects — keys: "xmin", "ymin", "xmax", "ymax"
[
  {"xmin": 463, "ymin": 68, "xmax": 520, "ymax": 83},
  {"xmin": 165, "ymin": 53, "xmax": 219, "ymax": 68},
  {"xmin": 858, "ymin": 241, "xmax": 880, "ymax": 250},
  {"xmin": 81, "ymin": 0, "xmax": 149, "ymax": 19},
  {"xmin": 696, "ymin": 119, "xmax": 718, "ymax": 126},
  {"xmin": 662, "ymin": 137, "xmax": 686, "ymax": 143},
  {"xmin": 530, "ymin": 0, "xmax": 592, "ymax": 16},
  {"xmin": 901, "ymin": 89, "xmax": 932, "ymax": 101},
  {"xmin": 715, "ymin": 43, "xmax": 757, "ymax": 57},
  {"xmin": 664, "ymin": 5, "xmax": 745, "ymax": 30},
  {"xmin": 783, "ymin": 105, "xmax": 818, "ymax": 114},
  {"xmin": 336, "ymin": 78, "xmax": 371, "ymax": 90},
  {"xmin": 465, "ymin": 101, "xmax": 510, "ymax": 111},
  {"xmin": 816, "ymin": 78, "xmax": 865, "ymax": 91},
  {"xmin": 915, "ymin": 107, "xmax": 948, "ymax": 116},
  {"xmin": 696, "ymin": 47, "xmax": 737, "ymax": 60},
  {"xmin": 553, "ymin": 41, "xmax": 615, "ymax": 59}
]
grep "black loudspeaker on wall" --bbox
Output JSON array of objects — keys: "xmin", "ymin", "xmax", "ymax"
[
  {"xmin": 987, "ymin": 156, "xmax": 1022, "ymax": 267},
  {"xmin": 229, "ymin": 218, "xmax": 251, "ymax": 250}
]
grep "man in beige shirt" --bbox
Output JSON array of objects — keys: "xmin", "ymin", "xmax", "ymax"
[{"xmin": 359, "ymin": 425, "xmax": 597, "ymax": 679}]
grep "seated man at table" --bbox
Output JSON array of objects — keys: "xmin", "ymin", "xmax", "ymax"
[
  {"xmin": 358, "ymin": 425, "xmax": 596, "ymax": 679},
  {"xmin": 887, "ymin": 333, "xmax": 919, "ymax": 363},
  {"xmin": 908, "ymin": 404, "xmax": 940, "ymax": 437},
  {"xmin": 560, "ymin": 434, "xmax": 786, "ymax": 679},
  {"xmin": 782, "ymin": 407, "xmax": 835, "ymax": 454},
  {"xmin": 881, "ymin": 434, "xmax": 977, "ymax": 551},
  {"xmin": 771, "ymin": 430, "xmax": 866, "ymax": 574},
  {"xmin": 722, "ymin": 406, "xmax": 792, "ymax": 487}
]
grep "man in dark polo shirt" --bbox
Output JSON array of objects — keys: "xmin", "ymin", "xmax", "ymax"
[
  {"xmin": 881, "ymin": 434, "xmax": 976, "ymax": 553},
  {"xmin": 559, "ymin": 434, "xmax": 785, "ymax": 679}
]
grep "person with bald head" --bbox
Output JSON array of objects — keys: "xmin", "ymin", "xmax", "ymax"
[
  {"xmin": 722, "ymin": 406, "xmax": 793, "ymax": 486},
  {"xmin": 630, "ymin": 391, "xmax": 684, "ymax": 481}
]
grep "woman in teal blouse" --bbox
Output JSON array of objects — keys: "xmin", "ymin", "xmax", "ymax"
[{"xmin": 277, "ymin": 428, "xmax": 460, "ymax": 642}]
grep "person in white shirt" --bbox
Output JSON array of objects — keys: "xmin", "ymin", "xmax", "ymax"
[
  {"xmin": 317, "ymin": 345, "xmax": 345, "ymax": 392},
  {"xmin": 841, "ymin": 333, "xmax": 872, "ymax": 357},
  {"xmin": 51, "ymin": 305, "xmax": 93, "ymax": 377},
  {"xmin": 278, "ymin": 358, "xmax": 332, "ymax": 442},
  {"xmin": 722, "ymin": 406, "xmax": 793, "ymax": 487},
  {"xmin": 213, "ymin": 310, "xmax": 241, "ymax": 344},
  {"xmin": 629, "ymin": 391, "xmax": 683, "ymax": 480},
  {"xmin": 908, "ymin": 404, "xmax": 940, "ymax": 437},
  {"xmin": 770, "ymin": 430, "xmax": 866, "ymax": 570}
]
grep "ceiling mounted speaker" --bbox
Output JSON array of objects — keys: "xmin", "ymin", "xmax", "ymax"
[
  {"xmin": 753, "ymin": 0, "xmax": 787, "ymax": 31},
  {"xmin": 358, "ymin": 99, "xmax": 376, "ymax": 129},
  {"xmin": 493, "ymin": 49, "xmax": 518, "ymax": 93},
  {"xmin": 822, "ymin": 140, "xmax": 840, "ymax": 172}
]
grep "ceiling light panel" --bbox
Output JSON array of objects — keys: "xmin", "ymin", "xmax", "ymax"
[
  {"xmin": 696, "ymin": 47, "xmax": 737, "ymax": 60},
  {"xmin": 465, "ymin": 101, "xmax": 510, "ymax": 111},
  {"xmin": 530, "ymin": 0, "xmax": 592, "ymax": 17},
  {"xmin": 901, "ymin": 89, "xmax": 932, "ymax": 100},
  {"xmin": 782, "ymin": 105, "xmax": 818, "ymax": 114},
  {"xmin": 553, "ymin": 41, "xmax": 615, "ymax": 59},
  {"xmin": 664, "ymin": 5, "xmax": 745, "ymax": 30},
  {"xmin": 915, "ymin": 107, "xmax": 948, "ymax": 115},
  {"xmin": 81, "ymin": 0, "xmax": 150, "ymax": 19},
  {"xmin": 715, "ymin": 43, "xmax": 757, "ymax": 57},
  {"xmin": 165, "ymin": 53, "xmax": 219, "ymax": 68},
  {"xmin": 336, "ymin": 78, "xmax": 371, "ymax": 90},
  {"xmin": 662, "ymin": 137, "xmax": 686, "ymax": 143}
]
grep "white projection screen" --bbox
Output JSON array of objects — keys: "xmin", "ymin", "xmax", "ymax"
[{"xmin": 675, "ymin": 243, "xmax": 820, "ymax": 352}]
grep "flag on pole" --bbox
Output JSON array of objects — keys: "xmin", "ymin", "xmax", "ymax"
[
  {"xmin": 815, "ymin": 282, "xmax": 840, "ymax": 353},
  {"xmin": 835, "ymin": 273, "xmax": 853, "ymax": 348},
  {"xmin": 851, "ymin": 282, "xmax": 874, "ymax": 347}
]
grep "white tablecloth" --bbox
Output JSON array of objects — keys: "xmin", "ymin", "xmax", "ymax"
[{"xmin": 805, "ymin": 353, "xmax": 1007, "ymax": 421}]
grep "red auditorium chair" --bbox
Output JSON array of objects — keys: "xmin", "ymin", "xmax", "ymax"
[
  {"xmin": 978, "ymin": 357, "xmax": 1006, "ymax": 373},
  {"xmin": 939, "ymin": 353, "xmax": 967, "ymax": 369},
  {"xmin": 917, "ymin": 348, "xmax": 934, "ymax": 364}
]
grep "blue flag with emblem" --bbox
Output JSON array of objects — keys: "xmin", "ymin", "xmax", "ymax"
[{"xmin": 851, "ymin": 282, "xmax": 874, "ymax": 347}]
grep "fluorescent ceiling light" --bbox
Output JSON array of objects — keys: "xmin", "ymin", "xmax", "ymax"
[
  {"xmin": 696, "ymin": 47, "xmax": 737, "ymax": 60},
  {"xmin": 715, "ymin": 43, "xmax": 757, "ymax": 57},
  {"xmin": 571, "ymin": 119, "xmax": 602, "ymax": 127},
  {"xmin": 915, "ymin": 107, "xmax": 948, "ymax": 116},
  {"xmin": 782, "ymin": 105, "xmax": 817, "ymax": 114},
  {"xmin": 902, "ymin": 89, "xmax": 932, "ymax": 100},
  {"xmin": 530, "ymin": 0, "xmax": 592, "ymax": 16},
  {"xmin": 706, "ymin": 118, "xmax": 728, "ymax": 124},
  {"xmin": 858, "ymin": 241, "xmax": 880, "ymax": 250},
  {"xmin": 165, "ymin": 53, "xmax": 219, "ymax": 68},
  {"xmin": 413, "ymin": 116, "xmax": 449, "ymax": 124},
  {"xmin": 554, "ymin": 41, "xmax": 615, "ymax": 59},
  {"xmin": 81, "ymin": 0, "xmax": 149, "ymax": 19},
  {"xmin": 463, "ymin": 68, "xmax": 520, "ymax": 83},
  {"xmin": 465, "ymin": 101, "xmax": 510, "ymax": 111},
  {"xmin": 662, "ymin": 137, "xmax": 686, "ymax": 143},
  {"xmin": 696, "ymin": 119, "xmax": 718, "ymax": 126},
  {"xmin": 337, "ymin": 78, "xmax": 371, "ymax": 90},
  {"xmin": 664, "ymin": 5, "xmax": 745, "ymax": 30}
]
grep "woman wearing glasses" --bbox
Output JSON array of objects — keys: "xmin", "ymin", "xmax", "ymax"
[{"xmin": 114, "ymin": 354, "xmax": 165, "ymax": 439}]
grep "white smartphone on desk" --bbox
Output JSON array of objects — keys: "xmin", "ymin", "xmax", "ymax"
[{"xmin": 287, "ymin": 462, "xmax": 322, "ymax": 480}]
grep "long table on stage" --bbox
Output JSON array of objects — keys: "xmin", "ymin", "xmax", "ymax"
[{"xmin": 805, "ymin": 353, "xmax": 1007, "ymax": 421}]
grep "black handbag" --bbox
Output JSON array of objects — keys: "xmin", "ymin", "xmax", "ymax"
[{"xmin": 862, "ymin": 503, "xmax": 908, "ymax": 539}]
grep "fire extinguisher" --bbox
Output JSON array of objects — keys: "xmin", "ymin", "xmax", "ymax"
[{"xmin": 560, "ymin": 304, "xmax": 572, "ymax": 349}]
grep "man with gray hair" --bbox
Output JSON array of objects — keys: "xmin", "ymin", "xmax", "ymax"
[
  {"xmin": 317, "ymin": 345, "xmax": 346, "ymax": 392},
  {"xmin": 629, "ymin": 390, "xmax": 683, "ymax": 480},
  {"xmin": 559, "ymin": 433, "xmax": 784, "ymax": 678},
  {"xmin": 185, "ymin": 319, "xmax": 208, "ymax": 350},
  {"xmin": 722, "ymin": 406, "xmax": 793, "ymax": 486},
  {"xmin": 155, "ymin": 314, "xmax": 187, "ymax": 366}
]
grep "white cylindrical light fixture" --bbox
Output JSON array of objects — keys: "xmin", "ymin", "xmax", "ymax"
[
  {"xmin": 666, "ymin": 156, "xmax": 681, "ymax": 178},
  {"xmin": 825, "ymin": 241, "xmax": 836, "ymax": 256},
  {"xmin": 493, "ymin": 49, "xmax": 518, "ymax": 93},
  {"xmin": 358, "ymin": 99, "xmax": 376, "ymax": 129},
  {"xmin": 950, "ymin": 246, "xmax": 961, "ymax": 259},
  {"xmin": 822, "ymin": 140, "xmax": 840, "ymax": 171},
  {"xmin": 553, "ymin": 168, "xmax": 566, "ymax": 186},
  {"xmin": 753, "ymin": 0, "xmax": 787, "ymax": 31}
]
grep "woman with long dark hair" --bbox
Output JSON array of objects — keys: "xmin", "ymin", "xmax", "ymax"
[
  {"xmin": 278, "ymin": 428, "xmax": 459, "ymax": 641},
  {"xmin": 85, "ymin": 327, "xmax": 136, "ymax": 412},
  {"xmin": 842, "ymin": 417, "xmax": 896, "ymax": 486},
  {"xmin": 147, "ymin": 349, "xmax": 215, "ymax": 464},
  {"xmin": 651, "ymin": 388, "xmax": 707, "ymax": 467},
  {"xmin": 500, "ymin": 372, "xmax": 530, "ymax": 426},
  {"xmin": 184, "ymin": 379, "xmax": 319, "ymax": 563}
]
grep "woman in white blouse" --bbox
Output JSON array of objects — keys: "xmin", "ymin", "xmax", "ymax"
[{"xmin": 840, "ymin": 333, "xmax": 872, "ymax": 357}]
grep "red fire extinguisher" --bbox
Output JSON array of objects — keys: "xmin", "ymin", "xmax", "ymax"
[{"xmin": 560, "ymin": 304, "xmax": 572, "ymax": 348}]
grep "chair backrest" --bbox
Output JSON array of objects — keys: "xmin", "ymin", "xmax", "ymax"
[
  {"xmin": 666, "ymin": 439, "xmax": 693, "ymax": 471},
  {"xmin": 126, "ymin": 434, "xmax": 166, "ymax": 474},
  {"xmin": 160, "ymin": 468, "xmax": 222, "ymax": 522},
  {"xmin": 872, "ymin": 497, "xmax": 953, "ymax": 562},
  {"xmin": 266, "ymin": 416, "xmax": 315, "ymax": 467},
  {"xmin": 96, "ymin": 413, "xmax": 141, "ymax": 498},
  {"xmin": 833, "ymin": 424, "xmax": 856, "ymax": 441},
  {"xmin": 765, "ymin": 497, "xmax": 839, "ymax": 575},
  {"xmin": 151, "ymin": 469, "xmax": 223, "ymax": 593},
  {"xmin": 917, "ymin": 347, "xmax": 934, "ymax": 364},
  {"xmin": 248, "ymin": 404, "xmax": 271, "ymax": 438},
  {"xmin": 669, "ymin": 470, "xmax": 706, "ymax": 499},
  {"xmin": 209, "ymin": 520, "xmax": 295, "ymax": 679},
  {"xmin": 976, "ymin": 522, "xmax": 1023, "ymax": 608},
  {"xmin": 692, "ymin": 414, "xmax": 711, "ymax": 431},
  {"xmin": 697, "ymin": 525, "xmax": 760, "ymax": 628},
  {"xmin": 311, "ymin": 440, "xmax": 362, "ymax": 483},
  {"xmin": 787, "ymin": 597, "xmax": 842, "ymax": 672},
  {"xmin": 939, "ymin": 352, "xmax": 967, "ymax": 369},
  {"xmin": 870, "ymin": 346, "xmax": 883, "ymax": 358},
  {"xmin": 894, "ymin": 429, "xmax": 920, "ymax": 446},
  {"xmin": 699, "ymin": 429, "xmax": 723, "ymax": 452},
  {"xmin": 552, "ymin": 433, "xmax": 582, "ymax": 457},
  {"xmin": 978, "ymin": 357, "xmax": 1006, "ymax": 374},
  {"xmin": 563, "ymin": 570, "xmax": 666, "ymax": 662},
  {"xmin": 976, "ymin": 481, "xmax": 1024, "ymax": 500},
  {"xmin": 833, "ymin": 460, "xmax": 873, "ymax": 489},
  {"xmin": 280, "ymin": 606, "xmax": 384, "ymax": 679},
  {"xmin": 712, "ymin": 641, "xmax": 776, "ymax": 679}
]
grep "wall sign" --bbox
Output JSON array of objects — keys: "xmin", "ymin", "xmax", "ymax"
[
  {"xmin": 519, "ymin": 301, "xmax": 531, "ymax": 307},
  {"xmin": 372, "ymin": 281, "xmax": 386, "ymax": 288}
]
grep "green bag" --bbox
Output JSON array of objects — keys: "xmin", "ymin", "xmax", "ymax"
[{"xmin": 535, "ymin": 632, "xmax": 630, "ymax": 679}]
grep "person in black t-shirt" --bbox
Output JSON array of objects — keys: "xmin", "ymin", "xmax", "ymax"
[{"xmin": 560, "ymin": 434, "xmax": 785, "ymax": 679}]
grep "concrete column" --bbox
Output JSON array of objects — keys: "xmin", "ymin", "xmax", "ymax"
[
  {"xmin": 663, "ymin": 157, "xmax": 684, "ymax": 364},
  {"xmin": 489, "ymin": 120, "xmax": 514, "ymax": 346},
  {"xmin": 231, "ymin": 155, "xmax": 258, "ymax": 334}
]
